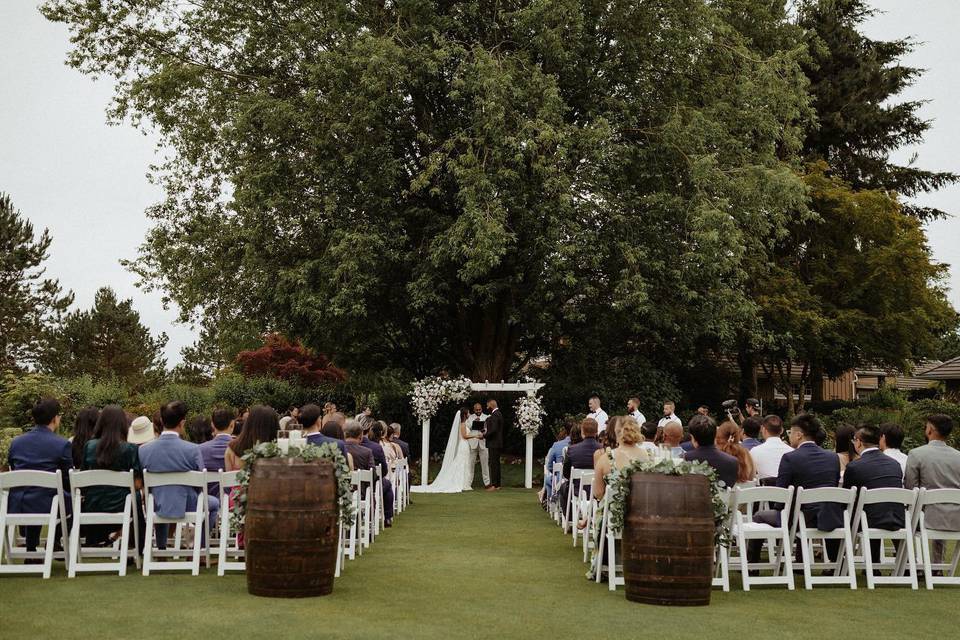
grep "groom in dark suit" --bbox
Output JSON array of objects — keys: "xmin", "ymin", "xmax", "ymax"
[{"xmin": 482, "ymin": 399, "xmax": 504, "ymax": 490}]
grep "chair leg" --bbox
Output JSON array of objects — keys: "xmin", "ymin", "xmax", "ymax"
[
  {"xmin": 782, "ymin": 529, "xmax": 795, "ymax": 590},
  {"xmin": 800, "ymin": 529, "xmax": 813, "ymax": 590},
  {"xmin": 119, "ymin": 510, "xmax": 131, "ymax": 577},
  {"xmin": 608, "ymin": 534, "xmax": 617, "ymax": 591},
  {"xmin": 738, "ymin": 533, "xmax": 751, "ymax": 591},
  {"xmin": 863, "ymin": 531, "xmax": 874, "ymax": 589},
  {"xmin": 905, "ymin": 534, "xmax": 918, "ymax": 590},
  {"xmin": 43, "ymin": 509, "xmax": 57, "ymax": 579},
  {"xmin": 843, "ymin": 532, "xmax": 857, "ymax": 589},
  {"xmin": 67, "ymin": 517, "xmax": 81, "ymax": 578}
]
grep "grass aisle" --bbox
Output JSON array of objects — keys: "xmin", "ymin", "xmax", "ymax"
[{"xmin": 0, "ymin": 485, "xmax": 957, "ymax": 639}]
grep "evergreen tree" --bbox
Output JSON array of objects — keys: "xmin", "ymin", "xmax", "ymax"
[
  {"xmin": 798, "ymin": 0, "xmax": 957, "ymax": 220},
  {"xmin": 44, "ymin": 287, "xmax": 168, "ymax": 388},
  {"xmin": 0, "ymin": 192, "xmax": 73, "ymax": 371}
]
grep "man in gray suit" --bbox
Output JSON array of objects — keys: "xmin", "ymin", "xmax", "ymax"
[
  {"xmin": 139, "ymin": 401, "xmax": 220, "ymax": 549},
  {"xmin": 904, "ymin": 413, "xmax": 960, "ymax": 564}
]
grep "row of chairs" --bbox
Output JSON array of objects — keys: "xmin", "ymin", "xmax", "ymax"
[
  {"xmin": 548, "ymin": 466, "xmax": 960, "ymax": 592},
  {"xmin": 0, "ymin": 458, "xmax": 412, "ymax": 579}
]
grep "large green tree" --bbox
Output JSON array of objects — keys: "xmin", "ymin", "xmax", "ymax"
[
  {"xmin": 0, "ymin": 192, "xmax": 74, "ymax": 371},
  {"xmin": 43, "ymin": 0, "xmax": 811, "ymax": 383},
  {"xmin": 44, "ymin": 287, "xmax": 168, "ymax": 389},
  {"xmin": 798, "ymin": 0, "xmax": 957, "ymax": 220}
]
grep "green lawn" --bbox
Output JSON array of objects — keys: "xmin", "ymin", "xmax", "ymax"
[{"xmin": 1, "ymin": 465, "xmax": 956, "ymax": 640}]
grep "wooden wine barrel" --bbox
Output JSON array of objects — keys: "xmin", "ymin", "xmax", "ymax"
[
  {"xmin": 622, "ymin": 472, "xmax": 715, "ymax": 606},
  {"xmin": 244, "ymin": 457, "xmax": 338, "ymax": 598}
]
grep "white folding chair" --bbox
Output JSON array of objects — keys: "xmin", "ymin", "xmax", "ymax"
[
  {"xmin": 142, "ymin": 470, "xmax": 210, "ymax": 575},
  {"xmin": 393, "ymin": 459, "xmax": 407, "ymax": 515},
  {"xmin": 0, "ymin": 470, "xmax": 70, "ymax": 578},
  {"xmin": 344, "ymin": 483, "xmax": 361, "ymax": 561},
  {"xmin": 913, "ymin": 488, "xmax": 960, "ymax": 589},
  {"xmin": 550, "ymin": 462, "xmax": 564, "ymax": 524},
  {"xmin": 712, "ymin": 489, "xmax": 733, "ymax": 592},
  {"xmin": 729, "ymin": 485, "xmax": 795, "ymax": 590},
  {"xmin": 790, "ymin": 487, "xmax": 857, "ymax": 589},
  {"xmin": 592, "ymin": 491, "xmax": 624, "ymax": 591},
  {"xmin": 849, "ymin": 487, "xmax": 919, "ymax": 589},
  {"xmin": 67, "ymin": 470, "xmax": 140, "ymax": 577},
  {"xmin": 572, "ymin": 471, "xmax": 595, "ymax": 548},
  {"xmin": 372, "ymin": 466, "xmax": 385, "ymax": 539},
  {"xmin": 353, "ymin": 469, "xmax": 374, "ymax": 551},
  {"xmin": 216, "ymin": 471, "xmax": 244, "ymax": 575},
  {"xmin": 564, "ymin": 468, "xmax": 588, "ymax": 535}
]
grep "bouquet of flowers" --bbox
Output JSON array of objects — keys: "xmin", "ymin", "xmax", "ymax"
[
  {"xmin": 410, "ymin": 376, "xmax": 473, "ymax": 421},
  {"xmin": 514, "ymin": 394, "xmax": 546, "ymax": 437}
]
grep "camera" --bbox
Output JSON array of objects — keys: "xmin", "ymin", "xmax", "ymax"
[{"xmin": 721, "ymin": 399, "xmax": 741, "ymax": 422}]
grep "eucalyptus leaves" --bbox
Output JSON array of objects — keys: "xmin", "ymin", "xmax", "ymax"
[
  {"xmin": 606, "ymin": 458, "xmax": 731, "ymax": 546},
  {"xmin": 410, "ymin": 376, "xmax": 472, "ymax": 421},
  {"xmin": 231, "ymin": 441, "xmax": 355, "ymax": 529}
]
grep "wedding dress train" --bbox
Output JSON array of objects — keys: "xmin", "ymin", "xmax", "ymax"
[{"xmin": 412, "ymin": 413, "xmax": 472, "ymax": 493}]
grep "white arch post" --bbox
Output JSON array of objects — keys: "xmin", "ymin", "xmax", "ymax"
[{"xmin": 419, "ymin": 380, "xmax": 545, "ymax": 489}]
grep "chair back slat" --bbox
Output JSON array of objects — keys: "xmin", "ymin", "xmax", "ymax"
[
  {"xmin": 0, "ymin": 469, "xmax": 63, "ymax": 490},
  {"xmin": 143, "ymin": 470, "xmax": 206, "ymax": 489},
  {"xmin": 919, "ymin": 487, "xmax": 960, "ymax": 506},
  {"xmin": 858, "ymin": 487, "xmax": 919, "ymax": 507},
  {"xmin": 219, "ymin": 470, "xmax": 241, "ymax": 490},
  {"xmin": 734, "ymin": 485, "xmax": 793, "ymax": 507},
  {"xmin": 69, "ymin": 469, "xmax": 134, "ymax": 490},
  {"xmin": 797, "ymin": 487, "xmax": 856, "ymax": 506}
]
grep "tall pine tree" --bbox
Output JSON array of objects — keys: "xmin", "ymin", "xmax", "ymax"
[
  {"xmin": 44, "ymin": 287, "xmax": 168, "ymax": 388},
  {"xmin": 0, "ymin": 192, "xmax": 74, "ymax": 371},
  {"xmin": 798, "ymin": 0, "xmax": 957, "ymax": 219}
]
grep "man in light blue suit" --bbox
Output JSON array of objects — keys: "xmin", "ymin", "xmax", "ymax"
[{"xmin": 139, "ymin": 401, "xmax": 219, "ymax": 549}]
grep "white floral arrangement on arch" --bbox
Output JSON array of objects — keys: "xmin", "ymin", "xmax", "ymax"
[
  {"xmin": 410, "ymin": 375, "xmax": 473, "ymax": 421},
  {"xmin": 514, "ymin": 394, "xmax": 546, "ymax": 437}
]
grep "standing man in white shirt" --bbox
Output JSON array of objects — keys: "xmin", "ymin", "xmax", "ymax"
[
  {"xmin": 749, "ymin": 415, "xmax": 792, "ymax": 483},
  {"xmin": 464, "ymin": 402, "xmax": 491, "ymax": 488},
  {"xmin": 657, "ymin": 401, "xmax": 681, "ymax": 429},
  {"xmin": 587, "ymin": 395, "xmax": 609, "ymax": 433},
  {"xmin": 627, "ymin": 397, "xmax": 646, "ymax": 426},
  {"xmin": 879, "ymin": 422, "xmax": 908, "ymax": 475}
]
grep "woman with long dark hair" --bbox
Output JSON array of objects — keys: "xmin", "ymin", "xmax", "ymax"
[
  {"xmin": 81, "ymin": 405, "xmax": 143, "ymax": 545},
  {"xmin": 834, "ymin": 423, "xmax": 858, "ymax": 475},
  {"xmin": 224, "ymin": 405, "xmax": 280, "ymax": 471},
  {"xmin": 187, "ymin": 414, "xmax": 213, "ymax": 444},
  {"xmin": 71, "ymin": 406, "xmax": 100, "ymax": 468}
]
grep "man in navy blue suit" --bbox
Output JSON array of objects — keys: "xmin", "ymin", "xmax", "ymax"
[
  {"xmin": 750, "ymin": 413, "xmax": 842, "ymax": 562},
  {"xmin": 559, "ymin": 418, "xmax": 603, "ymax": 508},
  {"xmin": 684, "ymin": 415, "xmax": 739, "ymax": 488},
  {"xmin": 843, "ymin": 424, "xmax": 905, "ymax": 563},
  {"xmin": 7, "ymin": 397, "xmax": 73, "ymax": 551},
  {"xmin": 299, "ymin": 404, "xmax": 347, "ymax": 458},
  {"xmin": 390, "ymin": 423, "xmax": 410, "ymax": 459}
]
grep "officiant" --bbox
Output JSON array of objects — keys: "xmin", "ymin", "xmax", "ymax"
[{"xmin": 465, "ymin": 402, "xmax": 492, "ymax": 489}]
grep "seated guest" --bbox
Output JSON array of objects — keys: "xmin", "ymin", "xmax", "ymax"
[
  {"xmin": 904, "ymin": 414, "xmax": 960, "ymax": 565},
  {"xmin": 151, "ymin": 410, "xmax": 164, "ymax": 437},
  {"xmin": 138, "ymin": 401, "xmax": 219, "ymax": 550},
  {"xmin": 186, "ymin": 414, "xmax": 213, "ymax": 444},
  {"xmin": 389, "ymin": 423, "xmax": 410, "ymax": 458},
  {"xmin": 595, "ymin": 416, "xmax": 622, "ymax": 466},
  {"xmin": 834, "ymin": 423, "xmax": 858, "ymax": 475},
  {"xmin": 323, "ymin": 411, "xmax": 347, "ymax": 430},
  {"xmin": 593, "ymin": 418, "xmax": 653, "ymax": 501},
  {"xmin": 639, "ymin": 420, "xmax": 659, "ymax": 455},
  {"xmin": 386, "ymin": 424, "xmax": 405, "ymax": 457},
  {"xmin": 750, "ymin": 413, "xmax": 842, "ymax": 562},
  {"xmin": 128, "ymin": 415, "xmax": 157, "ymax": 446},
  {"xmin": 842, "ymin": 424, "xmax": 905, "ymax": 563},
  {"xmin": 684, "ymin": 415, "xmax": 738, "ymax": 488},
  {"xmin": 7, "ymin": 397, "xmax": 73, "ymax": 551},
  {"xmin": 879, "ymin": 422, "xmax": 908, "ymax": 474},
  {"xmin": 559, "ymin": 418, "xmax": 602, "ymax": 508},
  {"xmin": 750, "ymin": 415, "xmax": 791, "ymax": 483},
  {"xmin": 81, "ymin": 405, "xmax": 143, "ymax": 546},
  {"xmin": 199, "ymin": 408, "xmax": 235, "ymax": 496},
  {"xmin": 321, "ymin": 421, "xmax": 345, "ymax": 440},
  {"xmin": 70, "ymin": 406, "xmax": 100, "ymax": 468},
  {"xmin": 344, "ymin": 421, "xmax": 374, "ymax": 471},
  {"xmin": 662, "ymin": 422, "xmax": 685, "ymax": 458},
  {"xmin": 716, "ymin": 420, "xmax": 755, "ymax": 484},
  {"xmin": 541, "ymin": 420, "xmax": 573, "ymax": 502},
  {"xmin": 676, "ymin": 423, "xmax": 695, "ymax": 452},
  {"xmin": 300, "ymin": 403, "xmax": 348, "ymax": 457},
  {"xmin": 224, "ymin": 406, "xmax": 280, "ymax": 471},
  {"xmin": 362, "ymin": 420, "xmax": 395, "ymax": 527},
  {"xmin": 375, "ymin": 421, "xmax": 404, "ymax": 463},
  {"xmin": 741, "ymin": 416, "xmax": 763, "ymax": 451}
]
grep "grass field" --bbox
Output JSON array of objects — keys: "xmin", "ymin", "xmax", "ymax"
[{"xmin": 0, "ymin": 464, "xmax": 957, "ymax": 640}]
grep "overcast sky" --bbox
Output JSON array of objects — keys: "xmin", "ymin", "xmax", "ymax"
[{"xmin": 1, "ymin": 1, "xmax": 959, "ymax": 367}]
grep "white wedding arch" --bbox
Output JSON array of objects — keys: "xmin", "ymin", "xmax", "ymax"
[{"xmin": 411, "ymin": 378, "xmax": 546, "ymax": 489}]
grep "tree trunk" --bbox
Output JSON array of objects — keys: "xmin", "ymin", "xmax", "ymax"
[
  {"xmin": 455, "ymin": 299, "xmax": 519, "ymax": 382},
  {"xmin": 737, "ymin": 349, "xmax": 758, "ymax": 403},
  {"xmin": 810, "ymin": 362, "xmax": 824, "ymax": 405}
]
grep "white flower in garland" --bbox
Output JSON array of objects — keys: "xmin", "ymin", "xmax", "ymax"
[
  {"xmin": 410, "ymin": 375, "xmax": 473, "ymax": 421},
  {"xmin": 514, "ymin": 394, "xmax": 545, "ymax": 436}
]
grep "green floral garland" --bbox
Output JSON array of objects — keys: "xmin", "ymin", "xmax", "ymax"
[
  {"xmin": 606, "ymin": 457, "xmax": 731, "ymax": 546},
  {"xmin": 231, "ymin": 441, "xmax": 356, "ymax": 529}
]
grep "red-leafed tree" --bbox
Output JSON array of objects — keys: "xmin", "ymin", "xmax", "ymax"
[{"xmin": 235, "ymin": 334, "xmax": 347, "ymax": 386}]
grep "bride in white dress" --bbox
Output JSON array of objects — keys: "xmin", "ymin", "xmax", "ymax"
[{"xmin": 413, "ymin": 407, "xmax": 478, "ymax": 493}]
